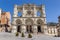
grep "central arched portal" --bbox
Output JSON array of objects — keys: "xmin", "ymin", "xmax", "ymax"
[
  {"xmin": 26, "ymin": 25, "xmax": 33, "ymax": 33},
  {"xmin": 25, "ymin": 18, "xmax": 33, "ymax": 33},
  {"xmin": 16, "ymin": 19, "xmax": 22, "ymax": 33},
  {"xmin": 17, "ymin": 25, "xmax": 21, "ymax": 32}
]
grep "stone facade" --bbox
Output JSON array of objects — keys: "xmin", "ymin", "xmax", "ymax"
[
  {"xmin": 12, "ymin": 4, "xmax": 60, "ymax": 36},
  {"xmin": 46, "ymin": 26, "xmax": 58, "ymax": 36},
  {"xmin": 12, "ymin": 4, "xmax": 47, "ymax": 33},
  {"xmin": 45, "ymin": 16, "xmax": 60, "ymax": 36}
]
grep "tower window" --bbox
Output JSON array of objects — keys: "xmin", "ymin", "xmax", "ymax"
[
  {"xmin": 18, "ymin": 12, "xmax": 22, "ymax": 17},
  {"xmin": 37, "ymin": 11, "xmax": 41, "ymax": 17}
]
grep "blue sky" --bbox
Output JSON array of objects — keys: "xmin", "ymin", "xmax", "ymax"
[{"xmin": 0, "ymin": 0, "xmax": 60, "ymax": 23}]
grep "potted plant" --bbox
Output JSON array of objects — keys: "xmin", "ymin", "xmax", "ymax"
[
  {"xmin": 15, "ymin": 32, "xmax": 19, "ymax": 36},
  {"xmin": 28, "ymin": 33, "xmax": 32, "ymax": 38},
  {"xmin": 21, "ymin": 32, "xmax": 25, "ymax": 37}
]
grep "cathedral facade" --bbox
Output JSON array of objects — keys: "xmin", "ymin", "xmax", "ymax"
[
  {"xmin": 12, "ymin": 4, "xmax": 60, "ymax": 36},
  {"xmin": 12, "ymin": 4, "xmax": 47, "ymax": 33}
]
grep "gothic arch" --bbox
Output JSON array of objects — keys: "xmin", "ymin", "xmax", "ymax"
[
  {"xmin": 36, "ymin": 5, "xmax": 45, "ymax": 17},
  {"xmin": 16, "ymin": 19, "xmax": 22, "ymax": 32},
  {"xmin": 25, "ymin": 18, "xmax": 34, "ymax": 25},
  {"xmin": 17, "ymin": 12, "xmax": 22, "ymax": 17},
  {"xmin": 16, "ymin": 19, "xmax": 22, "ymax": 24},
  {"xmin": 37, "ymin": 19, "xmax": 44, "ymax": 25},
  {"xmin": 37, "ymin": 19, "xmax": 44, "ymax": 32},
  {"xmin": 37, "ymin": 11, "xmax": 41, "ymax": 17}
]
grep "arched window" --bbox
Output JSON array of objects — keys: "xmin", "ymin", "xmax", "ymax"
[
  {"xmin": 18, "ymin": 12, "xmax": 22, "ymax": 17},
  {"xmin": 37, "ymin": 11, "xmax": 41, "ymax": 17},
  {"xmin": 37, "ymin": 19, "xmax": 44, "ymax": 32}
]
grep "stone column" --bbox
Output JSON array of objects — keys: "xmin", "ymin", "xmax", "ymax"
[
  {"xmin": 21, "ymin": 25, "xmax": 26, "ymax": 33},
  {"xmin": 34, "ymin": 6, "xmax": 37, "ymax": 17},
  {"xmin": 52, "ymin": 28, "xmax": 54, "ymax": 36},
  {"xmin": 48, "ymin": 28, "xmax": 51, "ymax": 35},
  {"xmin": 33, "ymin": 25, "xmax": 37, "ymax": 34},
  {"xmin": 41, "ymin": 5, "xmax": 46, "ymax": 17},
  {"xmin": 31, "ymin": 25, "xmax": 33, "ymax": 33},
  {"xmin": 12, "ymin": 25, "xmax": 17, "ymax": 33},
  {"xmin": 55, "ymin": 28, "xmax": 58, "ymax": 36},
  {"xmin": 13, "ymin": 5, "xmax": 18, "ymax": 17},
  {"xmin": 44, "ymin": 25, "xmax": 48, "ymax": 34},
  {"xmin": 41, "ymin": 25, "xmax": 44, "ymax": 33},
  {"xmin": 22, "ymin": 5, "xmax": 26, "ymax": 17},
  {"xmin": 28, "ymin": 25, "xmax": 30, "ymax": 33}
]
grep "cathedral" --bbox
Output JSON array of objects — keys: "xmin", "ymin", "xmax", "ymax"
[
  {"xmin": 12, "ymin": 4, "xmax": 47, "ymax": 33},
  {"xmin": 12, "ymin": 4, "xmax": 60, "ymax": 36}
]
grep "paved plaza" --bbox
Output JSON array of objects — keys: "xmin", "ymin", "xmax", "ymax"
[{"xmin": 0, "ymin": 32, "xmax": 60, "ymax": 40}]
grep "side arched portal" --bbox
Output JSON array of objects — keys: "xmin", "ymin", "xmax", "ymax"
[
  {"xmin": 37, "ymin": 19, "xmax": 44, "ymax": 33},
  {"xmin": 16, "ymin": 19, "xmax": 22, "ymax": 33}
]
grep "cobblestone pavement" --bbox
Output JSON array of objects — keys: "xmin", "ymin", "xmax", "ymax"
[{"xmin": 0, "ymin": 32, "xmax": 60, "ymax": 40}]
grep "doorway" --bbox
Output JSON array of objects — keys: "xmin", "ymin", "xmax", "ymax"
[
  {"xmin": 17, "ymin": 25, "xmax": 21, "ymax": 32},
  {"xmin": 37, "ymin": 25, "xmax": 41, "ymax": 32},
  {"xmin": 26, "ymin": 25, "xmax": 33, "ymax": 33}
]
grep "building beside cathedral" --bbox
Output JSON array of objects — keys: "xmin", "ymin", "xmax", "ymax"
[
  {"xmin": 12, "ymin": 4, "xmax": 60, "ymax": 36},
  {"xmin": 46, "ymin": 16, "xmax": 60, "ymax": 36},
  {"xmin": 0, "ymin": 9, "xmax": 11, "ymax": 32}
]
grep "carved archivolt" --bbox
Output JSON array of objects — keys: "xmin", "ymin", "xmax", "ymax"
[
  {"xmin": 25, "ymin": 18, "xmax": 33, "ymax": 25},
  {"xmin": 37, "ymin": 19, "xmax": 44, "ymax": 25},
  {"xmin": 16, "ymin": 19, "xmax": 22, "ymax": 24}
]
